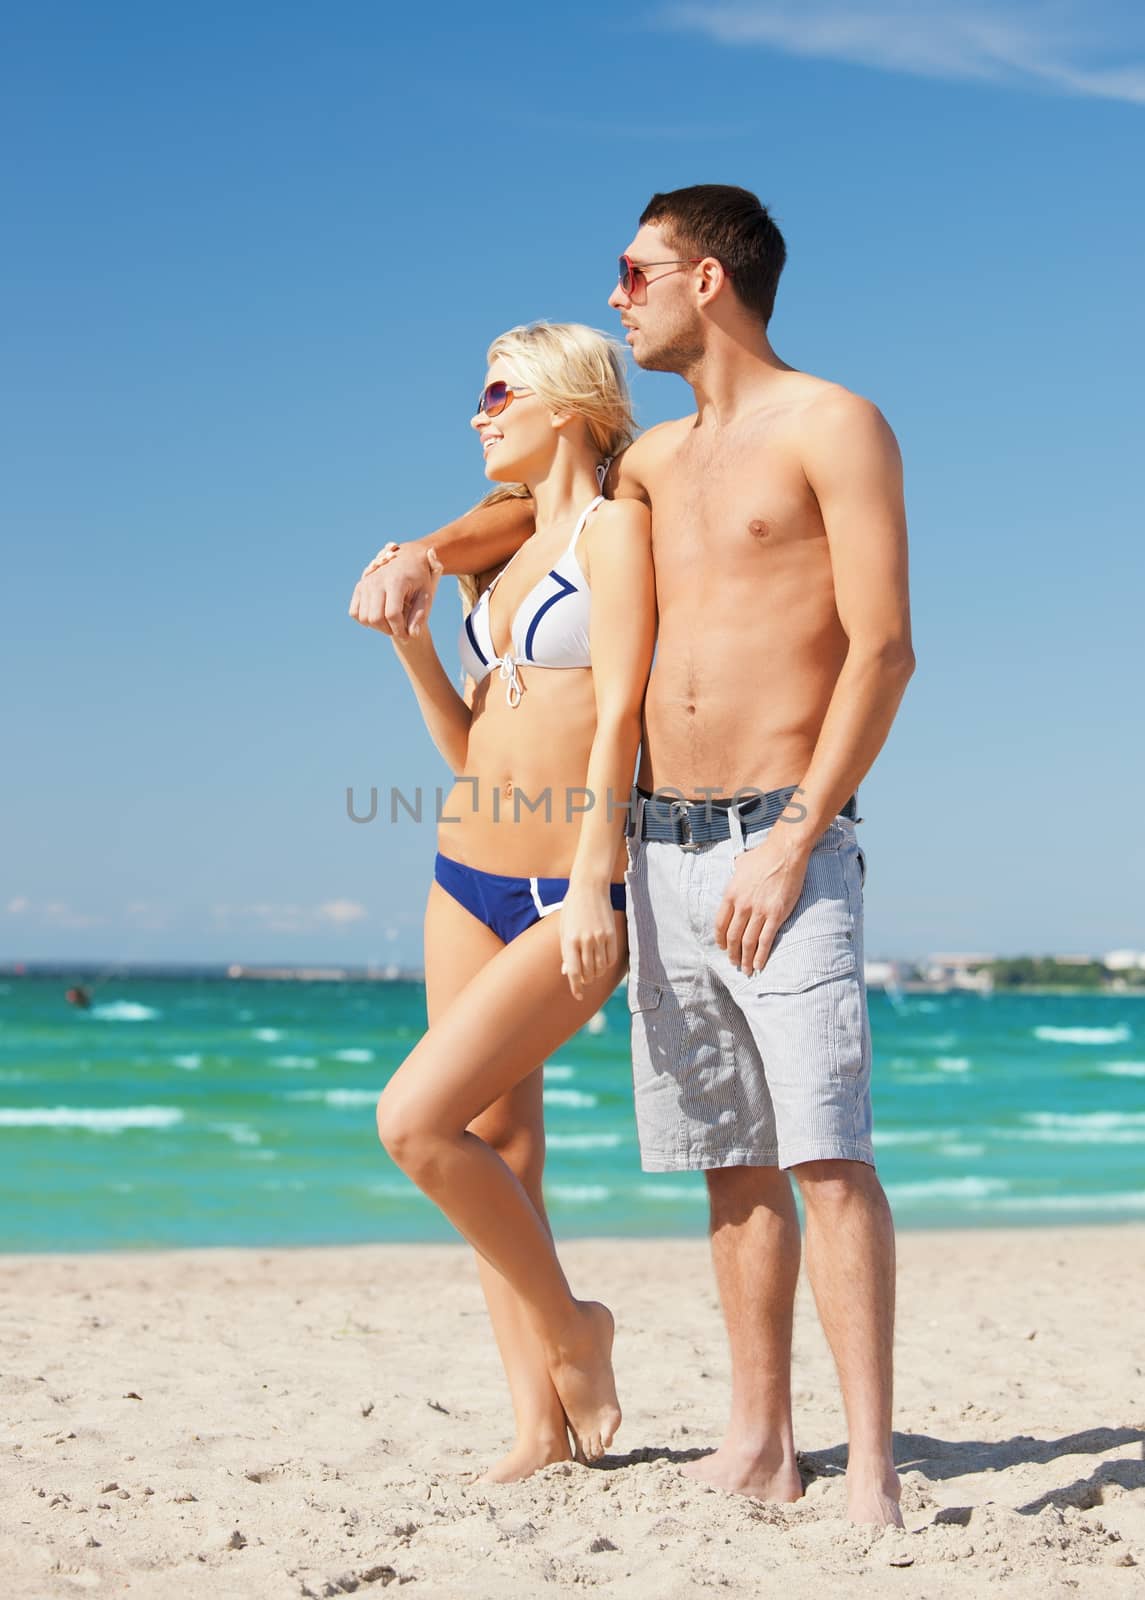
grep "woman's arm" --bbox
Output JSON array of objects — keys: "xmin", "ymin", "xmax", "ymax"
[
  {"xmin": 560, "ymin": 500, "xmax": 656, "ymax": 994},
  {"xmin": 392, "ymin": 628, "xmax": 472, "ymax": 774},
  {"xmin": 385, "ymin": 552, "xmax": 472, "ymax": 773}
]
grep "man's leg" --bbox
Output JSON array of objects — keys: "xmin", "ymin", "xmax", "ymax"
[
  {"xmin": 683, "ymin": 1165, "xmax": 804, "ymax": 1500},
  {"xmin": 792, "ymin": 1158, "xmax": 902, "ymax": 1526}
]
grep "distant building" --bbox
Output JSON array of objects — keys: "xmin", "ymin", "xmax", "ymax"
[
  {"xmin": 864, "ymin": 960, "xmax": 901, "ymax": 989},
  {"xmin": 1104, "ymin": 949, "xmax": 1145, "ymax": 972},
  {"xmin": 924, "ymin": 954, "xmax": 995, "ymax": 993}
]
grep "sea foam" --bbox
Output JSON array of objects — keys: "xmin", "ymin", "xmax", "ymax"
[
  {"xmin": 1033, "ymin": 1024, "xmax": 1131, "ymax": 1045},
  {"xmin": 0, "ymin": 1106, "xmax": 184, "ymax": 1132},
  {"xmin": 990, "ymin": 1191, "xmax": 1145, "ymax": 1214},
  {"xmin": 1024, "ymin": 1111, "xmax": 1145, "ymax": 1129},
  {"xmin": 543, "ymin": 1089, "xmax": 598, "ymax": 1109},
  {"xmin": 884, "ymin": 1176, "xmax": 1010, "ymax": 1201},
  {"xmin": 547, "ymin": 1132, "xmax": 624, "ymax": 1150},
  {"xmin": 90, "ymin": 1001, "xmax": 160, "ymax": 1022}
]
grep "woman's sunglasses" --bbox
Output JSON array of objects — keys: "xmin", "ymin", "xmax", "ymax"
[
  {"xmin": 475, "ymin": 380, "xmax": 534, "ymax": 418},
  {"xmin": 617, "ymin": 253, "xmax": 705, "ymax": 295}
]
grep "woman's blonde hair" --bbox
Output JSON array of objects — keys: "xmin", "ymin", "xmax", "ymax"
[
  {"xmin": 487, "ymin": 321, "xmax": 635, "ymax": 463},
  {"xmin": 457, "ymin": 322, "xmax": 636, "ymax": 613}
]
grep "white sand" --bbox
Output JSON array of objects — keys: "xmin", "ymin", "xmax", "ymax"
[{"xmin": 3, "ymin": 1226, "xmax": 1144, "ymax": 1598}]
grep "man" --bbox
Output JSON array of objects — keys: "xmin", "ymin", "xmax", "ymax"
[{"xmin": 351, "ymin": 185, "xmax": 913, "ymax": 1527}]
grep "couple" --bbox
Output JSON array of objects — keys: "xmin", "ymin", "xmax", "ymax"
[{"xmin": 350, "ymin": 185, "xmax": 914, "ymax": 1528}]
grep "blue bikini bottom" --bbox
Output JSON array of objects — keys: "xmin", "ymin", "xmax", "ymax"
[{"xmin": 433, "ymin": 852, "xmax": 626, "ymax": 945}]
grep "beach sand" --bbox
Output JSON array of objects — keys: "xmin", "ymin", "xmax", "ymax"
[{"xmin": 3, "ymin": 1226, "xmax": 1143, "ymax": 1599}]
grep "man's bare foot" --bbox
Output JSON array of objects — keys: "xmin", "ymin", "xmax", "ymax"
[
  {"xmin": 547, "ymin": 1300, "xmax": 621, "ymax": 1462},
  {"xmin": 683, "ymin": 1440, "xmax": 804, "ymax": 1502},
  {"xmin": 478, "ymin": 1432, "xmax": 573, "ymax": 1484},
  {"xmin": 847, "ymin": 1459, "xmax": 903, "ymax": 1526}
]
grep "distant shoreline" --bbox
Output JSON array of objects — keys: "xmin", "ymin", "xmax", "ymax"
[{"xmin": 4, "ymin": 963, "xmax": 1144, "ymax": 996}]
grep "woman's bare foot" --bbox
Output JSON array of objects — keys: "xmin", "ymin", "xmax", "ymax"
[
  {"xmin": 847, "ymin": 1459, "xmax": 903, "ymax": 1526},
  {"xmin": 547, "ymin": 1301, "xmax": 621, "ymax": 1462},
  {"xmin": 478, "ymin": 1431, "xmax": 573, "ymax": 1484},
  {"xmin": 683, "ymin": 1439, "xmax": 804, "ymax": 1502}
]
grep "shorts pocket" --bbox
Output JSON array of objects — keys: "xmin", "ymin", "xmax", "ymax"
[
  {"xmin": 832, "ymin": 970, "xmax": 866, "ymax": 1079},
  {"xmin": 753, "ymin": 932, "xmax": 857, "ymax": 995},
  {"xmin": 856, "ymin": 846, "xmax": 867, "ymax": 889},
  {"xmin": 628, "ymin": 978, "xmax": 663, "ymax": 1013}
]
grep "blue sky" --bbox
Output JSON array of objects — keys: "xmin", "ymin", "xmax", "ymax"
[{"xmin": 2, "ymin": 0, "xmax": 1142, "ymax": 968}]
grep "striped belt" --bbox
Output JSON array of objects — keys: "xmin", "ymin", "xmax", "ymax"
[{"xmin": 634, "ymin": 783, "xmax": 859, "ymax": 850}]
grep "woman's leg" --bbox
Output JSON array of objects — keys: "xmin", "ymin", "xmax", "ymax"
[
  {"xmin": 469, "ymin": 1079, "xmax": 572, "ymax": 1480},
  {"xmin": 378, "ymin": 894, "xmax": 627, "ymax": 1459},
  {"xmin": 421, "ymin": 884, "xmax": 568, "ymax": 1477}
]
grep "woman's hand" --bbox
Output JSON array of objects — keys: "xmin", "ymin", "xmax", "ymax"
[{"xmin": 559, "ymin": 881, "xmax": 620, "ymax": 1003}]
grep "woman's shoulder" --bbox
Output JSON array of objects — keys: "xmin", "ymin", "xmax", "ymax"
[
  {"xmin": 581, "ymin": 497, "xmax": 652, "ymax": 588},
  {"xmin": 587, "ymin": 495, "xmax": 651, "ymax": 544}
]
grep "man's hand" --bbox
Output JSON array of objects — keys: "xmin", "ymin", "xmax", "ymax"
[
  {"xmin": 348, "ymin": 544, "xmax": 438, "ymax": 640},
  {"xmin": 714, "ymin": 834, "xmax": 811, "ymax": 976}
]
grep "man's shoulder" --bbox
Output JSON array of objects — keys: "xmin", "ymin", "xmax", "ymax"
[
  {"xmin": 627, "ymin": 415, "xmax": 694, "ymax": 461},
  {"xmin": 606, "ymin": 417, "xmax": 693, "ymax": 502},
  {"xmin": 790, "ymin": 373, "xmax": 891, "ymax": 439},
  {"xmin": 789, "ymin": 374, "xmax": 901, "ymax": 488}
]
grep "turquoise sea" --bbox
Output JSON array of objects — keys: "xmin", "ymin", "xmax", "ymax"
[{"xmin": 1, "ymin": 977, "xmax": 1143, "ymax": 1252}]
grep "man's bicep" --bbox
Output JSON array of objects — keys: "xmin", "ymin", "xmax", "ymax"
[
  {"xmin": 808, "ymin": 398, "xmax": 911, "ymax": 648},
  {"xmin": 603, "ymin": 442, "xmax": 652, "ymax": 506}
]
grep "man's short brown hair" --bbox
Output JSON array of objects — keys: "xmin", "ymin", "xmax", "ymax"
[{"xmin": 639, "ymin": 184, "xmax": 787, "ymax": 326}]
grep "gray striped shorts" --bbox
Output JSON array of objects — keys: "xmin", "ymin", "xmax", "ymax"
[{"xmin": 624, "ymin": 798, "xmax": 874, "ymax": 1173}]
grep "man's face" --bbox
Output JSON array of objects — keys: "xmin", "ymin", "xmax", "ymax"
[{"xmin": 608, "ymin": 222, "xmax": 704, "ymax": 374}]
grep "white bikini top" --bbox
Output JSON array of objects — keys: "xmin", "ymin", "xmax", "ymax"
[{"xmin": 457, "ymin": 495, "xmax": 603, "ymax": 708}]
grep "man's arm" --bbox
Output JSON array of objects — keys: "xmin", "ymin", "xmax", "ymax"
[
  {"xmin": 714, "ymin": 389, "xmax": 915, "ymax": 977},
  {"xmin": 602, "ymin": 430, "xmax": 658, "ymax": 506},
  {"xmin": 784, "ymin": 389, "xmax": 916, "ymax": 847},
  {"xmin": 349, "ymin": 494, "xmax": 535, "ymax": 641}
]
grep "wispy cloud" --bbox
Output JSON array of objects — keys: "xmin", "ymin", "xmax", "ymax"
[
  {"xmin": 5, "ymin": 895, "xmax": 105, "ymax": 928},
  {"xmin": 317, "ymin": 899, "xmax": 369, "ymax": 927},
  {"xmin": 125, "ymin": 900, "xmax": 171, "ymax": 931},
  {"xmin": 42, "ymin": 900, "xmax": 105, "ymax": 930},
  {"xmin": 211, "ymin": 899, "xmax": 369, "ymax": 935},
  {"xmin": 660, "ymin": 2, "xmax": 1145, "ymax": 105}
]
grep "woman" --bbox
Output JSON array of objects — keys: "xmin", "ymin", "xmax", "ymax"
[{"xmin": 373, "ymin": 323, "xmax": 654, "ymax": 1481}]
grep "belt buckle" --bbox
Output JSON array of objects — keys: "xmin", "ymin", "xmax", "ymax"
[{"xmin": 673, "ymin": 801, "xmax": 703, "ymax": 852}]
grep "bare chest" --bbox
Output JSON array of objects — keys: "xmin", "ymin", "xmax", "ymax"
[{"xmin": 646, "ymin": 426, "xmax": 822, "ymax": 580}]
